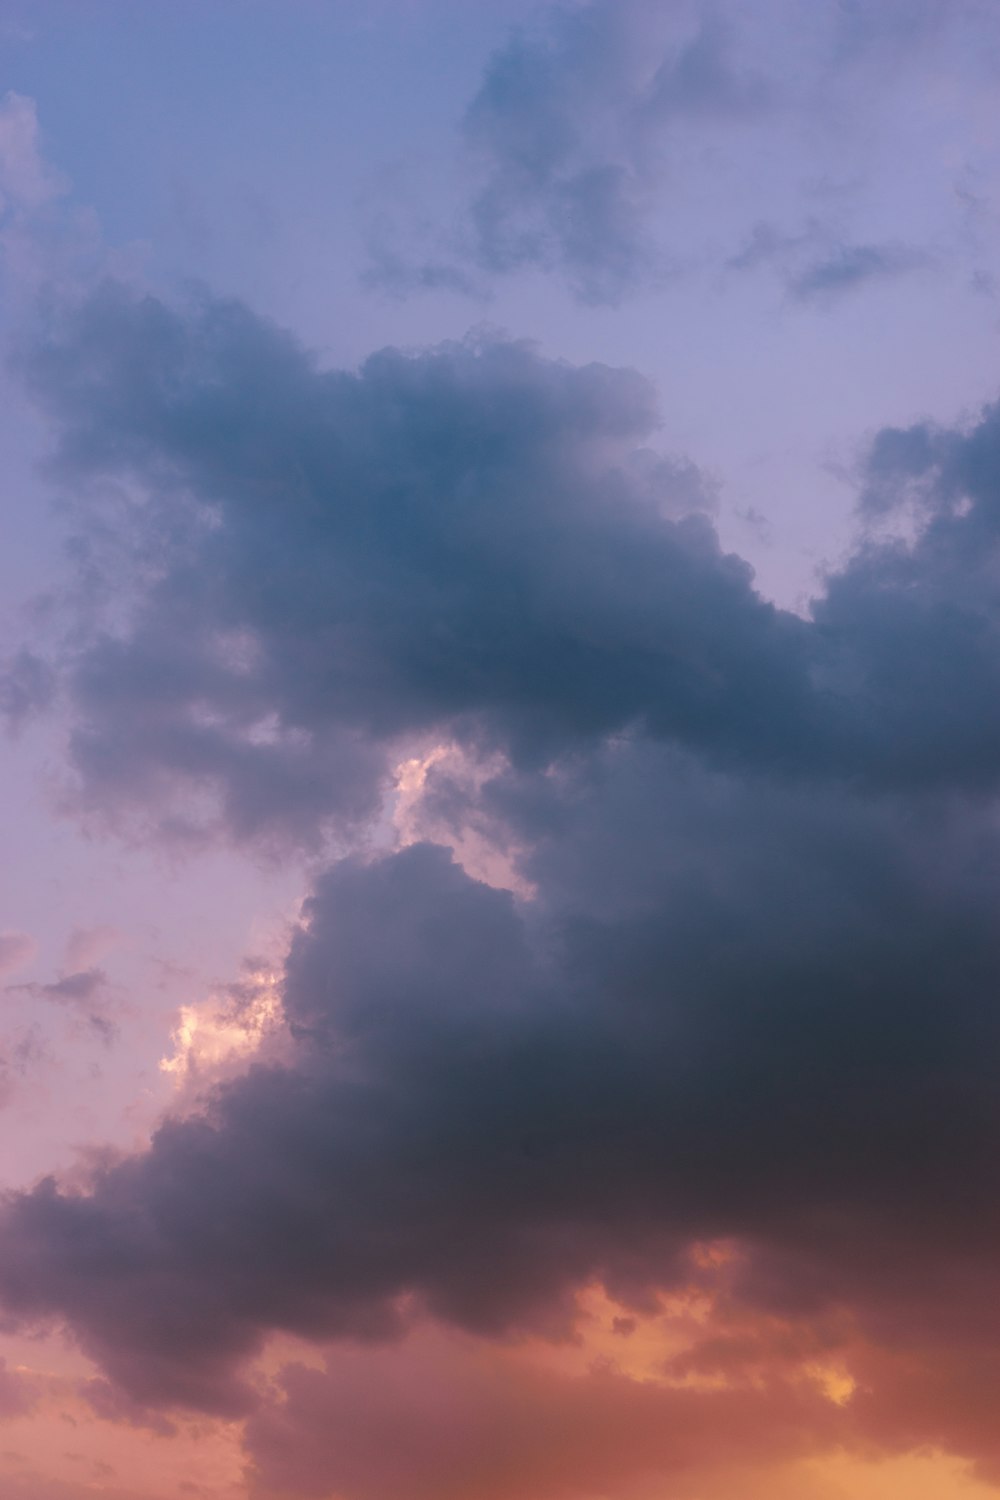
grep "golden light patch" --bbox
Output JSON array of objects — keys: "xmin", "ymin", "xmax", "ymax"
[
  {"xmin": 511, "ymin": 1280, "xmax": 719, "ymax": 1388},
  {"xmin": 392, "ymin": 742, "xmax": 535, "ymax": 896},
  {"xmin": 796, "ymin": 1451, "xmax": 999, "ymax": 1500},
  {"xmin": 160, "ymin": 968, "xmax": 282, "ymax": 1085},
  {"xmin": 510, "ymin": 1275, "xmax": 864, "ymax": 1412},
  {"xmin": 804, "ymin": 1362, "xmax": 857, "ymax": 1406}
]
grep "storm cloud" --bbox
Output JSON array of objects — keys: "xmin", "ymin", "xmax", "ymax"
[
  {"xmin": 19, "ymin": 279, "xmax": 1000, "ymax": 850},
  {"xmin": 22, "ymin": 280, "xmax": 815, "ymax": 847},
  {"xmin": 4, "ymin": 276, "xmax": 1000, "ymax": 1488},
  {"xmin": 2, "ymin": 770, "xmax": 1000, "ymax": 1458}
]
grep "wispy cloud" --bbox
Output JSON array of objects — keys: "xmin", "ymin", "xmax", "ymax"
[{"xmin": 0, "ymin": 932, "xmax": 36, "ymax": 979}]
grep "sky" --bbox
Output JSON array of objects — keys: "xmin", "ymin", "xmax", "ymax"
[{"xmin": 2, "ymin": 1, "xmax": 1000, "ymax": 1497}]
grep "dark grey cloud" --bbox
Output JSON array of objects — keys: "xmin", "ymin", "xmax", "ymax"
[
  {"xmin": 20, "ymin": 280, "xmax": 1000, "ymax": 852},
  {"xmin": 80, "ymin": 1377, "xmax": 176, "ymax": 1437},
  {"xmin": 21, "ymin": 281, "xmax": 815, "ymax": 848},
  {"xmin": 1, "ymin": 773, "xmax": 1000, "ymax": 1443},
  {"xmin": 861, "ymin": 402, "xmax": 1000, "ymax": 519},
  {"xmin": 811, "ymin": 396, "xmax": 1000, "ymax": 787},
  {"xmin": 6, "ymin": 277, "xmax": 1000, "ymax": 1492}
]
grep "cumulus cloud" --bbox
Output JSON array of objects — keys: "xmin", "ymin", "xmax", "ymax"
[
  {"xmin": 0, "ymin": 8, "xmax": 999, "ymax": 1499},
  {"xmin": 20, "ymin": 281, "xmax": 811, "ymax": 848},
  {"xmin": 18, "ymin": 279, "xmax": 1000, "ymax": 851},
  {"xmin": 8, "ymin": 277, "xmax": 1000, "ymax": 1491},
  {"xmin": 0, "ymin": 780, "xmax": 999, "ymax": 1473}
]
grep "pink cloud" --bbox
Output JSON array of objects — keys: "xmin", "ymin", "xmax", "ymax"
[
  {"xmin": 0, "ymin": 932, "xmax": 36, "ymax": 979},
  {"xmin": 62, "ymin": 926, "xmax": 121, "ymax": 973}
]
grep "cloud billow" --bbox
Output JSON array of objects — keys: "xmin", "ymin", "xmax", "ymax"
[
  {"xmin": 24, "ymin": 281, "xmax": 820, "ymax": 847},
  {"xmin": 8, "ymin": 279, "xmax": 1000, "ymax": 1487},
  {"xmin": 1, "ymin": 791, "xmax": 1000, "ymax": 1453},
  {"xmin": 22, "ymin": 280, "xmax": 1000, "ymax": 847}
]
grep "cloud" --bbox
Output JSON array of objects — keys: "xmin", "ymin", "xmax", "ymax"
[
  {"xmin": 0, "ymin": 1028, "xmax": 47, "ymax": 1110},
  {"xmin": 30, "ymin": 969, "xmax": 108, "ymax": 1006},
  {"xmin": 0, "ymin": 779, "xmax": 998, "ymax": 1465},
  {"xmin": 8, "ymin": 969, "xmax": 115, "ymax": 1040},
  {"xmin": 364, "ymin": 0, "xmax": 1000, "ymax": 309},
  {"xmin": 20, "ymin": 281, "xmax": 811, "ymax": 849},
  {"xmin": 19, "ymin": 279, "xmax": 1000, "ymax": 855},
  {"xmin": 10, "ymin": 278, "xmax": 1000, "ymax": 1490},
  {"xmin": 79, "ymin": 1377, "xmax": 176, "ymax": 1438},
  {"xmin": 62, "ymin": 927, "xmax": 121, "ymax": 973},
  {"xmin": 0, "ymin": 650, "xmax": 56, "ymax": 733},
  {"xmin": 0, "ymin": 1355, "xmax": 38, "ymax": 1418},
  {"xmin": 0, "ymin": 90, "xmax": 81, "ymax": 298},
  {"xmin": 244, "ymin": 1325, "xmax": 841, "ymax": 1500},
  {"xmin": 830, "ymin": 0, "xmax": 978, "ymax": 60},
  {"xmin": 461, "ymin": 3, "xmax": 770, "ymax": 304},
  {"xmin": 366, "ymin": 1, "xmax": 771, "ymax": 305},
  {"xmin": 0, "ymin": 932, "xmax": 36, "ymax": 979},
  {"xmin": 788, "ymin": 241, "xmax": 929, "ymax": 301},
  {"xmin": 728, "ymin": 222, "xmax": 931, "ymax": 303},
  {"xmin": 0, "ymin": 92, "xmax": 65, "ymax": 219},
  {"xmin": 0, "ymin": 1477, "xmax": 155, "ymax": 1500}
]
